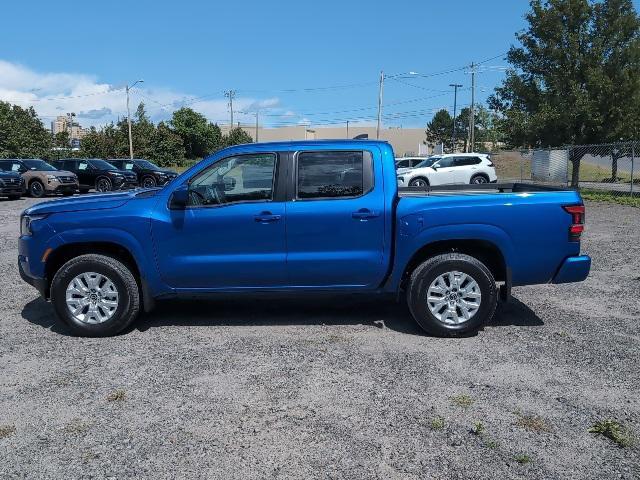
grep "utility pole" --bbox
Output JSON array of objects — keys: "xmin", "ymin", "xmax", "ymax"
[
  {"xmin": 346, "ymin": 120, "xmax": 349, "ymax": 138},
  {"xmin": 376, "ymin": 71, "xmax": 384, "ymax": 139},
  {"xmin": 449, "ymin": 84, "xmax": 462, "ymax": 152},
  {"xmin": 469, "ymin": 63, "xmax": 476, "ymax": 153},
  {"xmin": 255, "ymin": 110, "xmax": 259, "ymax": 142},
  {"xmin": 225, "ymin": 90, "xmax": 236, "ymax": 131},
  {"xmin": 126, "ymin": 79, "xmax": 144, "ymax": 159}
]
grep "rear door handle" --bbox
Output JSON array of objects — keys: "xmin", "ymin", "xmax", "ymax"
[
  {"xmin": 254, "ymin": 211, "xmax": 281, "ymax": 223},
  {"xmin": 352, "ymin": 208, "xmax": 379, "ymax": 220}
]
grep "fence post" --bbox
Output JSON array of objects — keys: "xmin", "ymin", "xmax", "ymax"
[
  {"xmin": 520, "ymin": 150, "xmax": 524, "ymax": 182},
  {"xmin": 631, "ymin": 142, "xmax": 635, "ymax": 197}
]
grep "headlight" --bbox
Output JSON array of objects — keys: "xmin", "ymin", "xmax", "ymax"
[
  {"xmin": 46, "ymin": 174, "xmax": 58, "ymax": 183},
  {"xmin": 20, "ymin": 214, "xmax": 48, "ymax": 236}
]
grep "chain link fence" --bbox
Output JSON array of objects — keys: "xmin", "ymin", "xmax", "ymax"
[{"xmin": 491, "ymin": 141, "xmax": 638, "ymax": 197}]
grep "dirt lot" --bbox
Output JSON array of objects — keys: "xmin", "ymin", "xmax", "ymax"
[{"xmin": 0, "ymin": 197, "xmax": 638, "ymax": 479}]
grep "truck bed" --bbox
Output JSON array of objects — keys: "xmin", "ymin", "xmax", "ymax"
[{"xmin": 398, "ymin": 182, "xmax": 570, "ymax": 196}]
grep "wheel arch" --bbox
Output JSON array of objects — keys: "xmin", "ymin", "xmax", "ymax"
[
  {"xmin": 44, "ymin": 241, "xmax": 155, "ymax": 312},
  {"xmin": 400, "ymin": 239, "xmax": 508, "ymax": 290}
]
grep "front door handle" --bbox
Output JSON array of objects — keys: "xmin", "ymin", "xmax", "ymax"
[
  {"xmin": 352, "ymin": 208, "xmax": 379, "ymax": 220},
  {"xmin": 254, "ymin": 211, "xmax": 281, "ymax": 223}
]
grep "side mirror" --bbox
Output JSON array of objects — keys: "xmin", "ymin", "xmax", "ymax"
[
  {"xmin": 431, "ymin": 164, "xmax": 439, "ymax": 171},
  {"xmin": 169, "ymin": 184, "xmax": 189, "ymax": 209}
]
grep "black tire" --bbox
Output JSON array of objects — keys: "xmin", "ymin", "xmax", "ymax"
[
  {"xmin": 50, "ymin": 254, "xmax": 140, "ymax": 337},
  {"xmin": 8, "ymin": 195, "xmax": 21, "ymax": 200},
  {"xmin": 141, "ymin": 176, "xmax": 157, "ymax": 188},
  {"xmin": 470, "ymin": 174, "xmax": 489, "ymax": 184},
  {"xmin": 95, "ymin": 177, "xmax": 112, "ymax": 192},
  {"xmin": 407, "ymin": 253, "xmax": 497, "ymax": 336},
  {"xmin": 29, "ymin": 180, "xmax": 45, "ymax": 198},
  {"xmin": 409, "ymin": 177, "xmax": 430, "ymax": 187}
]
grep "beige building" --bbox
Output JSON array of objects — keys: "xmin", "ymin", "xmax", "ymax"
[
  {"xmin": 221, "ymin": 124, "xmax": 432, "ymax": 157},
  {"xmin": 51, "ymin": 115, "xmax": 88, "ymax": 141}
]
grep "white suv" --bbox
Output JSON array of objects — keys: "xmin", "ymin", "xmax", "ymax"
[{"xmin": 397, "ymin": 153, "xmax": 497, "ymax": 187}]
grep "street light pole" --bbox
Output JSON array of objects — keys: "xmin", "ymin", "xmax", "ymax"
[
  {"xmin": 255, "ymin": 109, "xmax": 259, "ymax": 142},
  {"xmin": 225, "ymin": 90, "xmax": 236, "ymax": 131},
  {"xmin": 449, "ymin": 84, "xmax": 463, "ymax": 152},
  {"xmin": 376, "ymin": 71, "xmax": 384, "ymax": 139},
  {"xmin": 469, "ymin": 62, "xmax": 476, "ymax": 153},
  {"xmin": 126, "ymin": 79, "xmax": 144, "ymax": 159}
]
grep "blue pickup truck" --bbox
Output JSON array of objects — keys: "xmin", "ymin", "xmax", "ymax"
[{"xmin": 18, "ymin": 140, "xmax": 590, "ymax": 337}]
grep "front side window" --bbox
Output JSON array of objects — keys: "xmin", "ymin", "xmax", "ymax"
[
  {"xmin": 435, "ymin": 157, "xmax": 455, "ymax": 168},
  {"xmin": 297, "ymin": 151, "xmax": 369, "ymax": 199},
  {"xmin": 396, "ymin": 160, "xmax": 409, "ymax": 169},
  {"xmin": 188, "ymin": 153, "xmax": 276, "ymax": 206}
]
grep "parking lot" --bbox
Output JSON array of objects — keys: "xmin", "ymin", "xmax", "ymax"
[{"xmin": 0, "ymin": 196, "xmax": 638, "ymax": 479}]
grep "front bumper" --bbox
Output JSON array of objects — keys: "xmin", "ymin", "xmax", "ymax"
[
  {"xmin": 552, "ymin": 255, "xmax": 591, "ymax": 284},
  {"xmin": 19, "ymin": 255, "xmax": 48, "ymax": 297},
  {"xmin": 0, "ymin": 185, "xmax": 24, "ymax": 196}
]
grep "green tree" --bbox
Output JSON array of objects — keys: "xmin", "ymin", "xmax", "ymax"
[
  {"xmin": 0, "ymin": 101, "xmax": 52, "ymax": 158},
  {"xmin": 489, "ymin": 0, "xmax": 640, "ymax": 185},
  {"xmin": 425, "ymin": 109, "xmax": 453, "ymax": 151},
  {"xmin": 170, "ymin": 107, "xmax": 222, "ymax": 159},
  {"xmin": 148, "ymin": 121, "xmax": 186, "ymax": 167},
  {"xmin": 222, "ymin": 127, "xmax": 253, "ymax": 147},
  {"xmin": 53, "ymin": 131, "xmax": 70, "ymax": 149}
]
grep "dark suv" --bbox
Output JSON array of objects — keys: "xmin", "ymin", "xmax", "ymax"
[
  {"xmin": 108, "ymin": 159, "xmax": 178, "ymax": 188},
  {"xmin": 51, "ymin": 159, "xmax": 138, "ymax": 193},
  {"xmin": 0, "ymin": 171, "xmax": 25, "ymax": 199}
]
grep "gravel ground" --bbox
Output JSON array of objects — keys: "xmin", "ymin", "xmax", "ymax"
[{"xmin": 0, "ymin": 197, "xmax": 638, "ymax": 479}]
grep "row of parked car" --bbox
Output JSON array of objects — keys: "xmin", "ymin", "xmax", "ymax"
[
  {"xmin": 0, "ymin": 158, "xmax": 178, "ymax": 200},
  {"xmin": 395, "ymin": 153, "xmax": 498, "ymax": 187}
]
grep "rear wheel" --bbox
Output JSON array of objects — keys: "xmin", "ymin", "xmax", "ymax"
[
  {"xmin": 407, "ymin": 253, "xmax": 497, "ymax": 336},
  {"xmin": 409, "ymin": 177, "xmax": 429, "ymax": 187},
  {"xmin": 96, "ymin": 177, "xmax": 112, "ymax": 192},
  {"xmin": 470, "ymin": 174, "xmax": 489, "ymax": 184},
  {"xmin": 29, "ymin": 180, "xmax": 45, "ymax": 198},
  {"xmin": 50, "ymin": 254, "xmax": 140, "ymax": 337}
]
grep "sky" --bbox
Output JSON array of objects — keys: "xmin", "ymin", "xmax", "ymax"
[{"xmin": 0, "ymin": 0, "xmax": 600, "ymax": 130}]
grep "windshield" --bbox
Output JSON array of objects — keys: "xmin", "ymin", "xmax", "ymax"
[
  {"xmin": 23, "ymin": 159, "xmax": 57, "ymax": 171},
  {"xmin": 416, "ymin": 157, "xmax": 439, "ymax": 168},
  {"xmin": 89, "ymin": 159, "xmax": 118, "ymax": 170},
  {"xmin": 134, "ymin": 160, "xmax": 161, "ymax": 170}
]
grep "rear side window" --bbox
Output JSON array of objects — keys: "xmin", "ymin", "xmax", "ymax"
[
  {"xmin": 454, "ymin": 157, "xmax": 482, "ymax": 166},
  {"xmin": 296, "ymin": 151, "xmax": 372, "ymax": 199}
]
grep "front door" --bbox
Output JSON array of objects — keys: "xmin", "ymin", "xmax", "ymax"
[
  {"xmin": 75, "ymin": 160, "xmax": 93, "ymax": 189},
  {"xmin": 152, "ymin": 152, "xmax": 287, "ymax": 289},
  {"xmin": 430, "ymin": 157, "xmax": 458, "ymax": 185},
  {"xmin": 285, "ymin": 149, "xmax": 387, "ymax": 288}
]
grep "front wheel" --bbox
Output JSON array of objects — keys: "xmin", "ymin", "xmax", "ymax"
[
  {"xmin": 142, "ymin": 176, "xmax": 157, "ymax": 188},
  {"xmin": 50, "ymin": 254, "xmax": 140, "ymax": 337},
  {"xmin": 407, "ymin": 253, "xmax": 497, "ymax": 336},
  {"xmin": 96, "ymin": 177, "xmax": 112, "ymax": 192},
  {"xmin": 409, "ymin": 177, "xmax": 429, "ymax": 188},
  {"xmin": 29, "ymin": 180, "xmax": 45, "ymax": 198}
]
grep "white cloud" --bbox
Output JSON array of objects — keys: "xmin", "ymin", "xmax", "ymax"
[{"xmin": 0, "ymin": 60, "xmax": 287, "ymax": 129}]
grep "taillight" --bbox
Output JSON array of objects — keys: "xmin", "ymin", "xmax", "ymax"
[{"xmin": 563, "ymin": 205, "xmax": 585, "ymax": 241}]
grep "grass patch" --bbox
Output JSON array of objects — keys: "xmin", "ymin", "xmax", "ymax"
[
  {"xmin": 589, "ymin": 420, "xmax": 634, "ymax": 448},
  {"xmin": 515, "ymin": 414, "xmax": 552, "ymax": 433},
  {"xmin": 514, "ymin": 453, "xmax": 532, "ymax": 464},
  {"xmin": 0, "ymin": 425, "xmax": 16, "ymax": 438},
  {"xmin": 471, "ymin": 421, "xmax": 485, "ymax": 436},
  {"xmin": 106, "ymin": 390, "xmax": 126, "ymax": 402},
  {"xmin": 429, "ymin": 416, "xmax": 445, "ymax": 431},
  {"xmin": 486, "ymin": 440, "xmax": 499, "ymax": 449},
  {"xmin": 450, "ymin": 394, "xmax": 474, "ymax": 409},
  {"xmin": 581, "ymin": 190, "xmax": 640, "ymax": 207}
]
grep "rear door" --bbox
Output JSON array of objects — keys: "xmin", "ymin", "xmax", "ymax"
[
  {"xmin": 74, "ymin": 160, "xmax": 93, "ymax": 188},
  {"xmin": 453, "ymin": 156, "xmax": 482, "ymax": 183},
  {"xmin": 285, "ymin": 149, "xmax": 387, "ymax": 288}
]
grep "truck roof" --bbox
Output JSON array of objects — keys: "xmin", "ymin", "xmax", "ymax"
[{"xmin": 225, "ymin": 139, "xmax": 391, "ymax": 149}]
